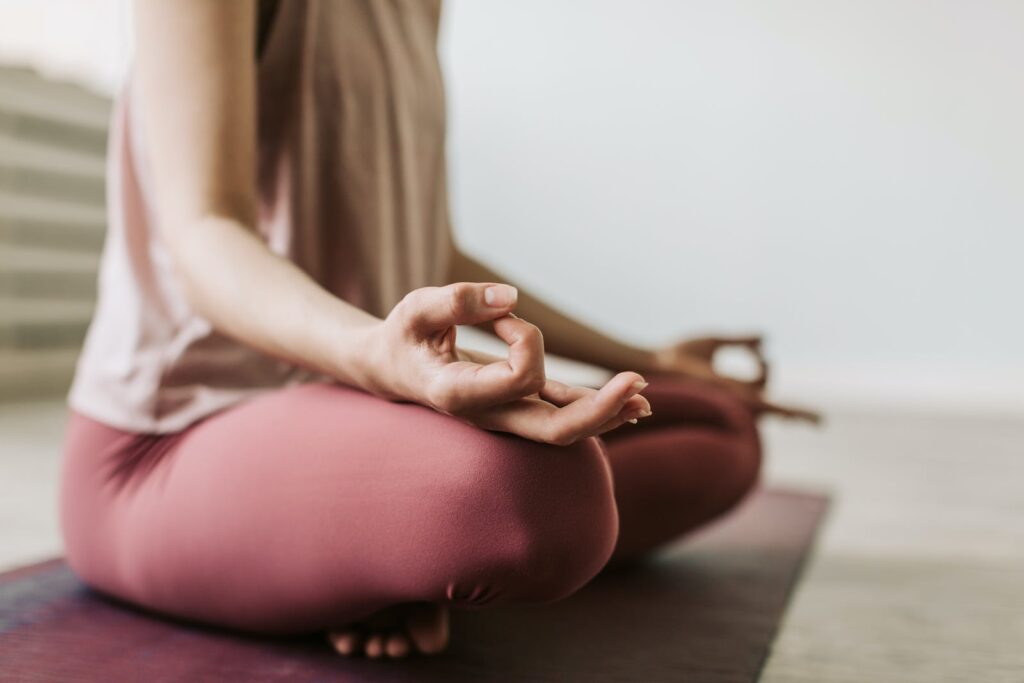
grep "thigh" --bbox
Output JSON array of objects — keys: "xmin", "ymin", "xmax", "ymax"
[
  {"xmin": 61, "ymin": 382, "xmax": 618, "ymax": 633},
  {"xmin": 599, "ymin": 375, "xmax": 762, "ymax": 560}
]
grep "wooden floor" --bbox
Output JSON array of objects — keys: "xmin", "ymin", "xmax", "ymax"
[
  {"xmin": 2, "ymin": 400, "xmax": 1022, "ymax": 681},
  {"xmin": 760, "ymin": 409, "xmax": 1024, "ymax": 682}
]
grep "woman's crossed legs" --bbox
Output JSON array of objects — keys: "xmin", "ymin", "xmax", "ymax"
[{"xmin": 60, "ymin": 375, "xmax": 760, "ymax": 655}]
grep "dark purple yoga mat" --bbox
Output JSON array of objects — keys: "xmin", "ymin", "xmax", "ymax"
[{"xmin": 0, "ymin": 487, "xmax": 827, "ymax": 682}]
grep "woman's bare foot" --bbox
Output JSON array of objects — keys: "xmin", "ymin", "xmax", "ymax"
[{"xmin": 328, "ymin": 602, "xmax": 449, "ymax": 659}]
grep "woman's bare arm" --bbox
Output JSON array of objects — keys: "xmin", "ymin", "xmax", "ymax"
[
  {"xmin": 132, "ymin": 0, "xmax": 652, "ymax": 443},
  {"xmin": 135, "ymin": 0, "xmax": 380, "ymax": 387}
]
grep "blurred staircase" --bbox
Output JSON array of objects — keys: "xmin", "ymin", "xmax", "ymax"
[{"xmin": 0, "ymin": 66, "xmax": 110, "ymax": 401}]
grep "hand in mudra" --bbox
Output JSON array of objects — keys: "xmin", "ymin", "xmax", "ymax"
[
  {"xmin": 653, "ymin": 335, "xmax": 822, "ymax": 424},
  {"xmin": 365, "ymin": 282, "xmax": 652, "ymax": 445}
]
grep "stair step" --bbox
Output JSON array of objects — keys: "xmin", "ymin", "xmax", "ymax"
[
  {"xmin": 0, "ymin": 67, "xmax": 110, "ymax": 127},
  {"xmin": 0, "ymin": 132, "xmax": 105, "ymax": 206},
  {"xmin": 0, "ymin": 107, "xmax": 108, "ymax": 158},
  {"xmin": 0, "ymin": 245, "xmax": 99, "ymax": 300},
  {"xmin": 0, "ymin": 298, "xmax": 94, "ymax": 351},
  {"xmin": 0, "ymin": 68, "xmax": 110, "ymax": 157},
  {"xmin": 0, "ymin": 348, "xmax": 80, "ymax": 401},
  {"xmin": 0, "ymin": 190, "xmax": 106, "ymax": 251},
  {"xmin": 0, "ymin": 66, "xmax": 111, "ymax": 124}
]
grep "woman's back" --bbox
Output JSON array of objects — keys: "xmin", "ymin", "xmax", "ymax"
[{"xmin": 70, "ymin": 0, "xmax": 451, "ymax": 432}]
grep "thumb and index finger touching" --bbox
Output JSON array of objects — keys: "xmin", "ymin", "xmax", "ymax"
[
  {"xmin": 401, "ymin": 282, "xmax": 519, "ymax": 333},
  {"xmin": 401, "ymin": 282, "xmax": 553, "ymax": 412}
]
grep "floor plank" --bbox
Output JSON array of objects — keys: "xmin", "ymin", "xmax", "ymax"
[{"xmin": 760, "ymin": 410, "xmax": 1024, "ymax": 681}]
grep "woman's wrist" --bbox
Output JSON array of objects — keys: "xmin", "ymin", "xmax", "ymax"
[
  {"xmin": 606, "ymin": 342, "xmax": 662, "ymax": 375},
  {"xmin": 643, "ymin": 345, "xmax": 673, "ymax": 374},
  {"xmin": 319, "ymin": 305, "xmax": 389, "ymax": 394}
]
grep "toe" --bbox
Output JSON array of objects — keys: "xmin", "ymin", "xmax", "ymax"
[
  {"xmin": 329, "ymin": 630, "xmax": 362, "ymax": 656},
  {"xmin": 406, "ymin": 604, "xmax": 450, "ymax": 655},
  {"xmin": 364, "ymin": 634, "xmax": 386, "ymax": 659},
  {"xmin": 385, "ymin": 632, "xmax": 411, "ymax": 658}
]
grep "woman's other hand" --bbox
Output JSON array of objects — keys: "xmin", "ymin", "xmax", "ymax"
[
  {"xmin": 364, "ymin": 282, "xmax": 653, "ymax": 445},
  {"xmin": 652, "ymin": 335, "xmax": 822, "ymax": 424}
]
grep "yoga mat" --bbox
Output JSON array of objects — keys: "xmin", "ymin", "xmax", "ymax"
[{"xmin": 0, "ymin": 487, "xmax": 827, "ymax": 682}]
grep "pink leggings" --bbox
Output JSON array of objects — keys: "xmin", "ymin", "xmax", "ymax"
[{"xmin": 59, "ymin": 375, "xmax": 761, "ymax": 635}]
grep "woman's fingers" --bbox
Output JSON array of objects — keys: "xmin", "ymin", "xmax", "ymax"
[
  {"xmin": 747, "ymin": 396, "xmax": 823, "ymax": 425},
  {"xmin": 592, "ymin": 407, "xmax": 642, "ymax": 434},
  {"xmin": 483, "ymin": 313, "xmax": 549, "ymax": 393},
  {"xmin": 589, "ymin": 389, "xmax": 656, "ymax": 434},
  {"xmin": 727, "ymin": 335, "xmax": 770, "ymax": 388},
  {"xmin": 394, "ymin": 283, "xmax": 656, "ymax": 429},
  {"xmin": 677, "ymin": 334, "xmax": 767, "ymax": 379},
  {"xmin": 550, "ymin": 372, "xmax": 649, "ymax": 438},
  {"xmin": 399, "ymin": 282, "xmax": 518, "ymax": 334},
  {"xmin": 539, "ymin": 378, "xmax": 646, "ymax": 415},
  {"xmin": 537, "ymin": 378, "xmax": 590, "ymax": 407},
  {"xmin": 688, "ymin": 334, "xmax": 763, "ymax": 350},
  {"xmin": 541, "ymin": 378, "xmax": 651, "ymax": 433},
  {"xmin": 687, "ymin": 334, "xmax": 770, "ymax": 387},
  {"xmin": 753, "ymin": 354, "xmax": 770, "ymax": 389},
  {"xmin": 470, "ymin": 372, "xmax": 651, "ymax": 445},
  {"xmin": 428, "ymin": 315, "xmax": 547, "ymax": 414},
  {"xmin": 722, "ymin": 335, "xmax": 769, "ymax": 388}
]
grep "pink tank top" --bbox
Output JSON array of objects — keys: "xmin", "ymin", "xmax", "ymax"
[{"xmin": 69, "ymin": 0, "xmax": 452, "ymax": 432}]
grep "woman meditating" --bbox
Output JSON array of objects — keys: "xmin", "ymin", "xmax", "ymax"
[{"xmin": 60, "ymin": 0, "xmax": 816, "ymax": 660}]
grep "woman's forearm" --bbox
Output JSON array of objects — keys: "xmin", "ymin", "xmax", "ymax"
[
  {"xmin": 169, "ymin": 214, "xmax": 381, "ymax": 388},
  {"xmin": 447, "ymin": 247, "xmax": 657, "ymax": 373},
  {"xmin": 133, "ymin": 2, "xmax": 384, "ymax": 390}
]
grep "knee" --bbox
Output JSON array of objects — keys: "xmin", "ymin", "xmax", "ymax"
[
  {"xmin": 664, "ymin": 380, "xmax": 763, "ymax": 508},
  {"xmin": 453, "ymin": 434, "xmax": 619, "ymax": 606},
  {"xmin": 715, "ymin": 398, "xmax": 763, "ymax": 510},
  {"xmin": 690, "ymin": 382, "xmax": 762, "ymax": 477}
]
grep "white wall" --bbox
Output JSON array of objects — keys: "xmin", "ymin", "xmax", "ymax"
[
  {"xmin": 3, "ymin": 1, "xmax": 1021, "ymax": 412},
  {"xmin": 442, "ymin": 0, "xmax": 1024, "ymax": 413},
  {"xmin": 0, "ymin": 0, "xmax": 130, "ymax": 93}
]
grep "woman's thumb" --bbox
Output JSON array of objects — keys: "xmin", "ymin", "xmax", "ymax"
[{"xmin": 400, "ymin": 282, "xmax": 518, "ymax": 333}]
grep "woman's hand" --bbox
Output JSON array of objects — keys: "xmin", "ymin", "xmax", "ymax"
[
  {"xmin": 362, "ymin": 282, "xmax": 653, "ymax": 445},
  {"xmin": 652, "ymin": 335, "xmax": 822, "ymax": 424}
]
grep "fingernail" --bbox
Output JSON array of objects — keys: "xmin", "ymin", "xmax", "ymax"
[
  {"xmin": 484, "ymin": 285, "xmax": 517, "ymax": 307},
  {"xmin": 625, "ymin": 407, "xmax": 652, "ymax": 423},
  {"xmin": 631, "ymin": 380, "xmax": 648, "ymax": 392}
]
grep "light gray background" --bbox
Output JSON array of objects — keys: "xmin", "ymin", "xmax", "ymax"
[
  {"xmin": 443, "ymin": 0, "xmax": 1024, "ymax": 412},
  {"xmin": 4, "ymin": 0, "xmax": 1021, "ymax": 412}
]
